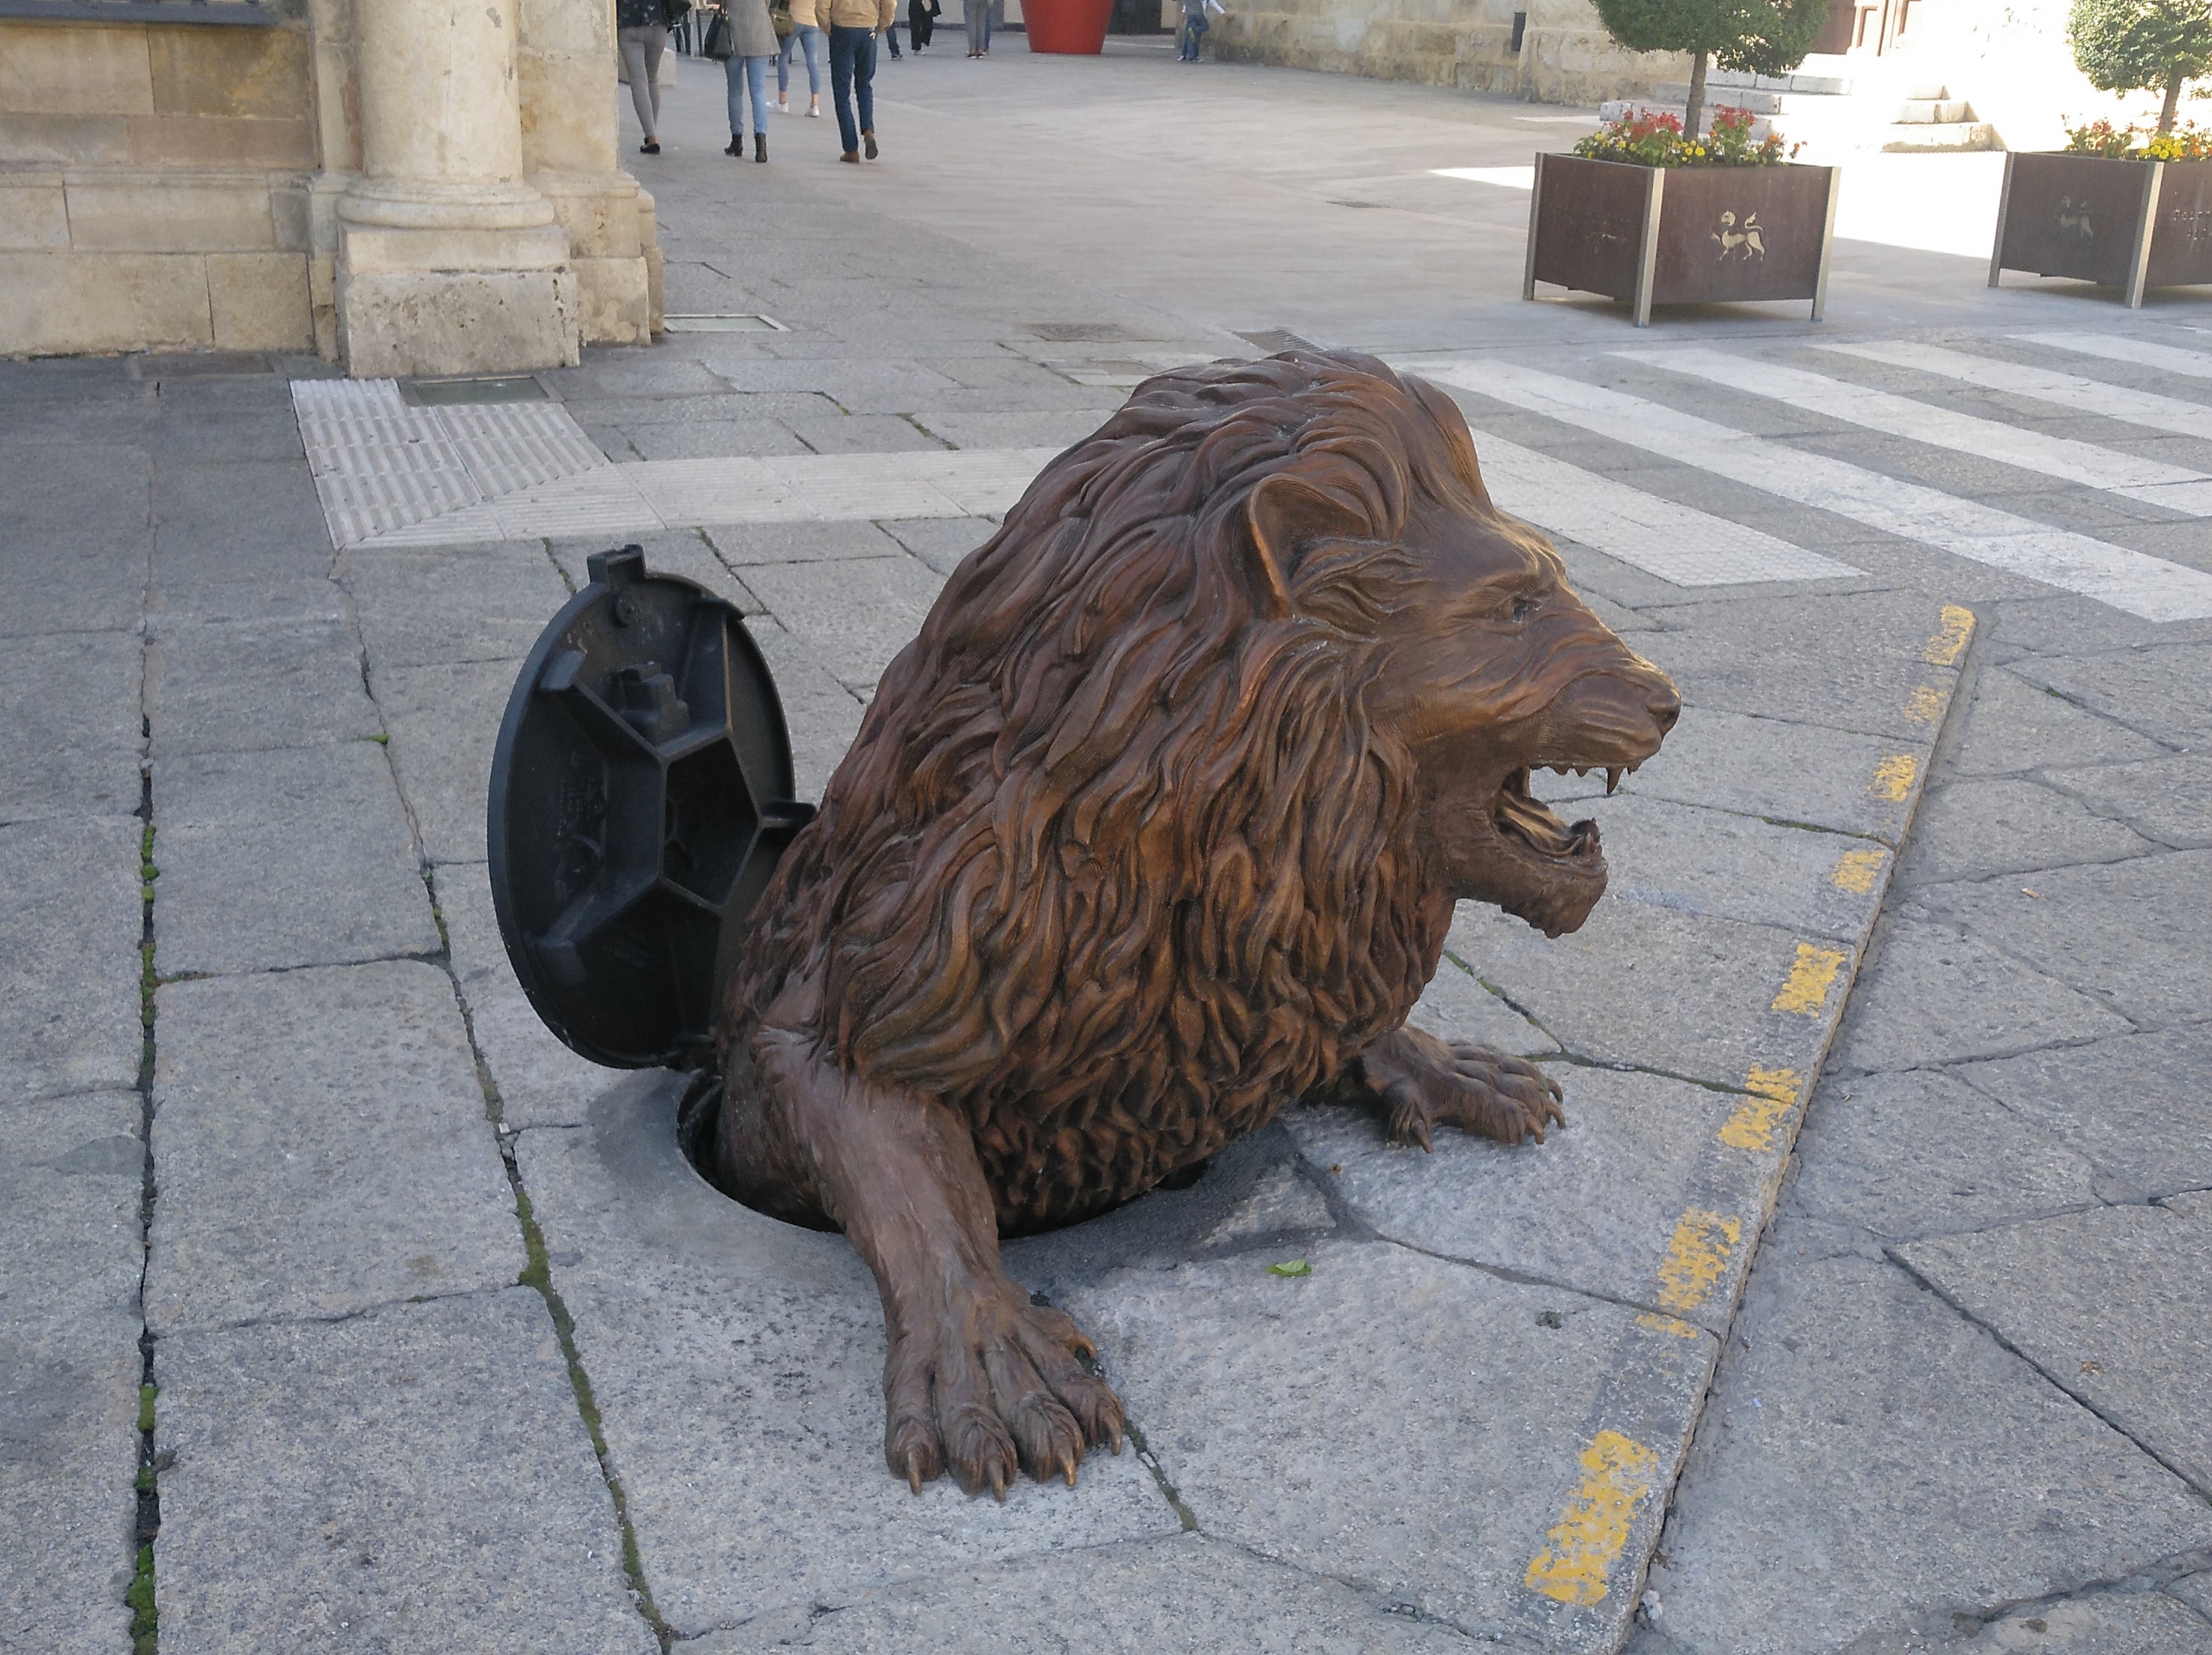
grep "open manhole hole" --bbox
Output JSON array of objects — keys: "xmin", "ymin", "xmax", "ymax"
[
  {"xmin": 661, "ymin": 314, "xmax": 788, "ymax": 333},
  {"xmin": 402, "ymin": 376, "xmax": 549, "ymax": 405},
  {"xmin": 1024, "ymin": 321, "xmax": 1150, "ymax": 342}
]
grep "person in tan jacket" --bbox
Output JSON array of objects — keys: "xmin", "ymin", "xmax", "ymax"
[{"xmin": 793, "ymin": 0, "xmax": 895, "ymax": 162}]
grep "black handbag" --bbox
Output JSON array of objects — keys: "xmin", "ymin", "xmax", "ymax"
[
  {"xmin": 661, "ymin": 0, "xmax": 692, "ymax": 29},
  {"xmin": 701, "ymin": 6, "xmax": 734, "ymax": 58}
]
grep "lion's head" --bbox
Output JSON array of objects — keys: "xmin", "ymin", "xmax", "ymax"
[{"xmin": 726, "ymin": 351, "xmax": 1676, "ymax": 1221}]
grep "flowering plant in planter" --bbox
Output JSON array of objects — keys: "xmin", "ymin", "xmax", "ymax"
[
  {"xmin": 1573, "ymin": 106, "xmax": 1800, "ymax": 167},
  {"xmin": 2063, "ymin": 117, "xmax": 2212, "ymax": 158}
]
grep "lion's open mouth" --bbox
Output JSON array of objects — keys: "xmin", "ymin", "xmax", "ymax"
[{"xmin": 1491, "ymin": 766, "xmax": 1608, "ymax": 866}]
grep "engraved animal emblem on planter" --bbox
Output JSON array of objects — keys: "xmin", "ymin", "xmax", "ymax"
[
  {"xmin": 1713, "ymin": 211, "xmax": 1768, "ymax": 261},
  {"xmin": 700, "ymin": 351, "xmax": 1681, "ymax": 1500},
  {"xmin": 2056, "ymin": 195, "xmax": 2094, "ymax": 242}
]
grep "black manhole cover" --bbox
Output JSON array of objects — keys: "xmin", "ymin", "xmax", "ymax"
[{"xmin": 486, "ymin": 545, "xmax": 816, "ymax": 1070}]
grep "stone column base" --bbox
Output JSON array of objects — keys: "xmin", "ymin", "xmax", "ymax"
[
  {"xmin": 335, "ymin": 219, "xmax": 582, "ymax": 377},
  {"xmin": 532, "ymin": 171, "xmax": 654, "ymax": 346}
]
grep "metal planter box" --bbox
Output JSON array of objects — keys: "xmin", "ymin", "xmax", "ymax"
[
  {"xmin": 1523, "ymin": 153, "xmax": 1840, "ymax": 327},
  {"xmin": 1989, "ymin": 152, "xmax": 2212, "ymax": 307}
]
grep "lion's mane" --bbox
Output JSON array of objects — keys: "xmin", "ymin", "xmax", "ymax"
[{"xmin": 727, "ymin": 351, "xmax": 1503, "ymax": 1227}]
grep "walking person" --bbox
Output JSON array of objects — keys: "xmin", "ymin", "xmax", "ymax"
[
  {"xmin": 616, "ymin": 0, "xmax": 671, "ymax": 152},
  {"xmin": 1177, "ymin": 0, "xmax": 1223, "ymax": 60},
  {"xmin": 720, "ymin": 0, "xmax": 779, "ymax": 160},
  {"xmin": 907, "ymin": 0, "xmax": 937, "ymax": 52},
  {"xmin": 775, "ymin": 0, "xmax": 823, "ymax": 118},
  {"xmin": 818, "ymin": 0, "xmax": 894, "ymax": 162},
  {"xmin": 963, "ymin": 0, "xmax": 988, "ymax": 56}
]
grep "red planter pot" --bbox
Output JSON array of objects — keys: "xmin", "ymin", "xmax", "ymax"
[
  {"xmin": 1023, "ymin": 0, "xmax": 1113, "ymax": 52},
  {"xmin": 1522, "ymin": 153, "xmax": 1840, "ymax": 327},
  {"xmin": 1990, "ymin": 152, "xmax": 2212, "ymax": 307}
]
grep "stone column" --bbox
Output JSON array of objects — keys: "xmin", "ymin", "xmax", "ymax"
[
  {"xmin": 334, "ymin": 0, "xmax": 580, "ymax": 375},
  {"xmin": 518, "ymin": 0, "xmax": 657, "ymax": 342}
]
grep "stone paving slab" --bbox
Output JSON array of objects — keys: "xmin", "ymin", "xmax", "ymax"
[
  {"xmin": 1638, "ymin": 1248, "xmax": 2212, "ymax": 1655},
  {"xmin": 0, "ymin": 816, "xmax": 143, "ymax": 1104},
  {"xmin": 685, "ymin": 1532, "xmax": 1494, "ymax": 1654},
  {"xmin": 2010, "ymin": 642, "xmax": 2212, "ymax": 749},
  {"xmin": 433, "ymin": 862, "xmax": 617, "ymax": 1131},
  {"xmin": 1065, "ymin": 1236, "xmax": 1719, "ymax": 1654},
  {"xmin": 145, "ymin": 961, "xmax": 521, "ymax": 1333},
  {"xmin": 1783, "ymin": 1069, "xmax": 2102, "ymax": 1244},
  {"xmin": 1954, "ymin": 1591, "xmax": 2212, "ymax": 1653},
  {"xmin": 1899, "ymin": 1193, "xmax": 2212, "ymax": 1493},
  {"xmin": 1954, "ymin": 1026, "xmax": 2212, "ymax": 1200},
  {"xmin": 1408, "ymin": 947, "xmax": 1559, "ymax": 1058},
  {"xmin": 2044, "ymin": 751, "xmax": 2212, "ymax": 850},
  {"xmin": 1912, "ymin": 853, "xmax": 2212, "ymax": 1028},
  {"xmin": 153, "ymin": 741, "xmax": 437, "ymax": 976},
  {"xmin": 735, "ymin": 556, "xmax": 949, "ymax": 695},
  {"xmin": 515, "ymin": 1079, "xmax": 1179, "ymax": 1641},
  {"xmin": 0, "ymin": 629, "xmax": 143, "ymax": 822},
  {"xmin": 1284, "ymin": 1068, "xmax": 1747, "ymax": 1328},
  {"xmin": 1448, "ymin": 898, "xmax": 1853, "ymax": 1092},
  {"xmin": 1903, "ymin": 776, "xmax": 2156, "ymax": 883},
  {"xmin": 148, "ymin": 610, "xmax": 378, "ymax": 757},
  {"xmin": 1828, "ymin": 912, "xmax": 2133, "ymax": 1073},
  {"xmin": 376, "ymin": 659, "xmax": 516, "ymax": 867},
  {"xmin": 0, "ymin": 1092, "xmax": 143, "ymax": 1655},
  {"xmin": 152, "ymin": 1289, "xmax": 653, "ymax": 1655},
  {"xmin": 1947, "ymin": 666, "xmax": 2167, "ymax": 777},
  {"xmin": 1612, "ymin": 709, "xmax": 1929, "ymax": 846},
  {"xmin": 339, "ymin": 544, "xmax": 570, "ymax": 669}
]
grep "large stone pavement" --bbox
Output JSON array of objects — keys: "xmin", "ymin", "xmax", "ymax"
[{"xmin": 4, "ymin": 39, "xmax": 2210, "ymax": 1655}]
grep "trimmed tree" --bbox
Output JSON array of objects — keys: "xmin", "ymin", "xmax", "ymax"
[
  {"xmin": 1594, "ymin": 0, "xmax": 1827, "ymax": 143},
  {"xmin": 2069, "ymin": 0, "xmax": 2212, "ymax": 134}
]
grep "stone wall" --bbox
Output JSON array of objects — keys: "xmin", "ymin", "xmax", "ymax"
[
  {"xmin": 2, "ymin": 0, "xmax": 656, "ymax": 370},
  {"xmin": 0, "ymin": 16, "xmax": 318, "ymax": 353},
  {"xmin": 1209, "ymin": 0, "xmax": 1686, "ymax": 106}
]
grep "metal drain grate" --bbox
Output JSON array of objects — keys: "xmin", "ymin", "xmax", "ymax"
[
  {"xmin": 661, "ymin": 314, "xmax": 787, "ymax": 333},
  {"xmin": 401, "ymin": 376, "xmax": 549, "ymax": 406},
  {"xmin": 1233, "ymin": 329, "xmax": 1321, "ymax": 353},
  {"xmin": 1024, "ymin": 321, "xmax": 1149, "ymax": 342}
]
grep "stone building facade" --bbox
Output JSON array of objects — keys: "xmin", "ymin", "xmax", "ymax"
[{"xmin": 0, "ymin": 0, "xmax": 659, "ymax": 372}]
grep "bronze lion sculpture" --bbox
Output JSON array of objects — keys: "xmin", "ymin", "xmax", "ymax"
[{"xmin": 704, "ymin": 350, "xmax": 1679, "ymax": 1499}]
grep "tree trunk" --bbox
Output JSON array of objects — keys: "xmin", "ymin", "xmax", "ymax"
[
  {"xmin": 1685, "ymin": 48, "xmax": 1710, "ymax": 142},
  {"xmin": 2160, "ymin": 67, "xmax": 2182, "ymax": 135}
]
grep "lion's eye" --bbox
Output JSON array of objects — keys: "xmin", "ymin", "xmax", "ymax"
[{"xmin": 1511, "ymin": 596, "xmax": 1537, "ymax": 624}]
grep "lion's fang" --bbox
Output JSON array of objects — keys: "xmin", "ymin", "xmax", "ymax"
[{"xmin": 1605, "ymin": 767, "xmax": 1624, "ymax": 795}]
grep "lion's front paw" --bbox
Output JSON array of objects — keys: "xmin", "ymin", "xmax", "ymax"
[
  {"xmin": 882, "ymin": 1287, "xmax": 1124, "ymax": 1499},
  {"xmin": 1360, "ymin": 1028, "xmax": 1564, "ymax": 1149}
]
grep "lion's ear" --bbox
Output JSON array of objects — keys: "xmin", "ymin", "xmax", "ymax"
[{"xmin": 1244, "ymin": 474, "xmax": 1372, "ymax": 618}]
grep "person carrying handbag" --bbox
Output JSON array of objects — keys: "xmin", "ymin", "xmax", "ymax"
[
  {"xmin": 709, "ymin": 0, "xmax": 779, "ymax": 161},
  {"xmin": 906, "ymin": 0, "xmax": 938, "ymax": 51},
  {"xmin": 774, "ymin": 0, "xmax": 824, "ymax": 118}
]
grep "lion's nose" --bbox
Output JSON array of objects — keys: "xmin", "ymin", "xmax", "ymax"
[{"xmin": 1647, "ymin": 680, "xmax": 1681, "ymax": 735}]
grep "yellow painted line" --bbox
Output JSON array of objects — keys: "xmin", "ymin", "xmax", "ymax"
[
  {"xmin": 1635, "ymin": 1311, "xmax": 1702, "ymax": 1339},
  {"xmin": 1719, "ymin": 1066, "xmax": 1802, "ymax": 1152},
  {"xmin": 1923, "ymin": 603, "xmax": 1974, "ymax": 665},
  {"xmin": 1524, "ymin": 1430, "xmax": 1662, "ymax": 1606},
  {"xmin": 1831, "ymin": 845, "xmax": 1885, "ymax": 894},
  {"xmin": 1656, "ymin": 1207, "xmax": 1742, "ymax": 1313},
  {"xmin": 1772, "ymin": 942, "xmax": 1849, "ymax": 1015},
  {"xmin": 1904, "ymin": 684, "xmax": 1946, "ymax": 724},
  {"xmin": 1870, "ymin": 754, "xmax": 1919, "ymax": 801}
]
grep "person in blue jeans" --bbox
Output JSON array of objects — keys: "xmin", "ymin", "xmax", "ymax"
[
  {"xmin": 820, "ymin": 0, "xmax": 894, "ymax": 162},
  {"xmin": 776, "ymin": 3, "xmax": 824, "ymax": 117},
  {"xmin": 721, "ymin": 0, "xmax": 779, "ymax": 159},
  {"xmin": 1178, "ymin": 0, "xmax": 1223, "ymax": 60}
]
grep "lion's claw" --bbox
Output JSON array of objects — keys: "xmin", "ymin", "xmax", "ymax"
[
  {"xmin": 1352, "ymin": 1027, "xmax": 1565, "ymax": 1149},
  {"xmin": 883, "ymin": 1289, "xmax": 1123, "ymax": 1499}
]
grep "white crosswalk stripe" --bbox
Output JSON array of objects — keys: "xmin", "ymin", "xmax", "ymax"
[
  {"xmin": 1474, "ymin": 436, "xmax": 1863, "ymax": 587},
  {"xmin": 1411, "ymin": 356, "xmax": 2212, "ymax": 623},
  {"xmin": 1814, "ymin": 340, "xmax": 2212, "ymax": 443},
  {"xmin": 1618, "ymin": 347, "xmax": 2212, "ymax": 516},
  {"xmin": 2018, "ymin": 333, "xmax": 2212, "ymax": 381}
]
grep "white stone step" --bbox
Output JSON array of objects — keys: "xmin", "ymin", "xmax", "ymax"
[
  {"xmin": 1880, "ymin": 122, "xmax": 1998, "ymax": 151},
  {"xmin": 1895, "ymin": 98, "xmax": 1972, "ymax": 124},
  {"xmin": 1652, "ymin": 82, "xmax": 1785, "ymax": 115}
]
